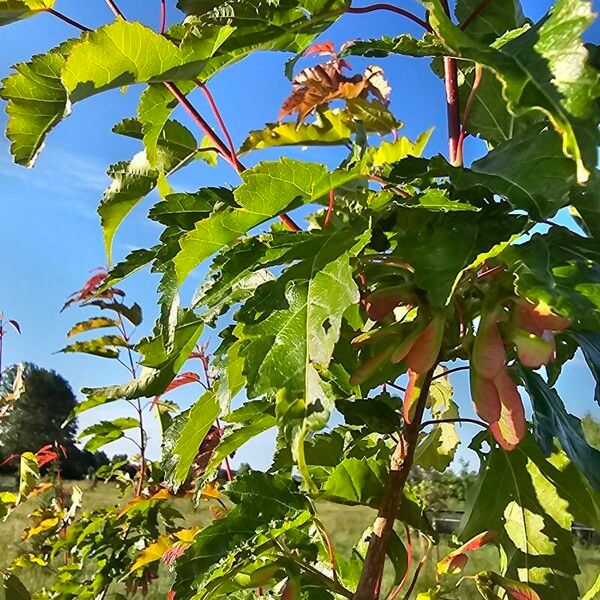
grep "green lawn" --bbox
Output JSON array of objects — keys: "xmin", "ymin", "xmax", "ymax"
[{"xmin": 1, "ymin": 481, "xmax": 598, "ymax": 599}]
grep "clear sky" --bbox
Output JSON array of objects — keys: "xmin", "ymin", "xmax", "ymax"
[{"xmin": 0, "ymin": 0, "xmax": 598, "ymax": 469}]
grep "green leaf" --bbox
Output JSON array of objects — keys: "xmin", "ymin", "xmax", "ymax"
[
  {"xmin": 59, "ymin": 335, "xmax": 130, "ymax": 359},
  {"xmin": 341, "ymin": 32, "xmax": 445, "ymax": 58},
  {"xmin": 16, "ymin": 452, "xmax": 39, "ymax": 504},
  {"xmin": 177, "ymin": 0, "xmax": 349, "ymax": 80},
  {"xmin": 61, "ymin": 20, "xmax": 214, "ymax": 101},
  {"xmin": 161, "ymin": 390, "xmax": 220, "ymax": 489},
  {"xmin": 81, "ymin": 309, "xmax": 203, "ymax": 402},
  {"xmin": 0, "ymin": 39, "xmax": 72, "ymax": 166},
  {"xmin": 424, "ymin": 0, "xmax": 600, "ymax": 184},
  {"xmin": 173, "ymin": 472, "xmax": 312, "ymax": 596},
  {"xmin": 455, "ymin": 0, "xmax": 525, "ymax": 43},
  {"xmin": 100, "ymin": 119, "xmax": 199, "ymax": 260},
  {"xmin": 173, "ymin": 158, "xmax": 362, "ymax": 283},
  {"xmin": 79, "ymin": 417, "xmax": 139, "ymax": 451},
  {"xmin": 501, "ymin": 226, "xmax": 600, "ymax": 330},
  {"xmin": 240, "ymin": 101, "xmax": 400, "ymax": 154},
  {"xmin": 66, "ymin": 317, "xmax": 119, "ymax": 338},
  {"xmin": 322, "ymin": 457, "xmax": 387, "ymax": 507},
  {"xmin": 459, "ymin": 435, "xmax": 600, "ymax": 598},
  {"xmin": 0, "ymin": 0, "xmax": 53, "ymax": 26},
  {"xmin": 204, "ymin": 400, "xmax": 277, "ymax": 481},
  {"xmin": 571, "ymin": 331, "xmax": 600, "ymax": 406},
  {"xmin": 570, "ymin": 170, "xmax": 600, "ymax": 239},
  {"xmin": 416, "ymin": 376, "xmax": 459, "ymax": 470},
  {"xmin": 519, "ymin": 369, "xmax": 600, "ymax": 491},
  {"xmin": 336, "ymin": 394, "xmax": 402, "ymax": 434},
  {"xmin": 389, "ymin": 203, "xmax": 526, "ymax": 306},
  {"xmin": 390, "ymin": 128, "xmax": 577, "ymax": 219},
  {"xmin": 238, "ymin": 228, "xmax": 369, "ymax": 465}
]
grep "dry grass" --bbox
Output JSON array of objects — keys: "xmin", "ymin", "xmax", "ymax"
[{"xmin": 0, "ymin": 481, "xmax": 598, "ymax": 599}]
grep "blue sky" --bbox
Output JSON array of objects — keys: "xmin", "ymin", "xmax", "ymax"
[{"xmin": 0, "ymin": 0, "xmax": 598, "ymax": 468}]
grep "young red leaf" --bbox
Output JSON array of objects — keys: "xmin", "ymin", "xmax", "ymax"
[{"xmin": 164, "ymin": 372, "xmax": 202, "ymax": 393}]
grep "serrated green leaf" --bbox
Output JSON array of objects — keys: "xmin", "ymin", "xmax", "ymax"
[
  {"xmin": 323, "ymin": 456, "xmax": 387, "ymax": 507},
  {"xmin": 0, "ymin": 39, "xmax": 73, "ymax": 166},
  {"xmin": 459, "ymin": 435, "xmax": 600, "ymax": 599},
  {"xmin": 455, "ymin": 0, "xmax": 525, "ymax": 43},
  {"xmin": 240, "ymin": 101, "xmax": 400, "ymax": 154},
  {"xmin": 161, "ymin": 390, "xmax": 220, "ymax": 489},
  {"xmin": 390, "ymin": 128, "xmax": 577, "ymax": 219},
  {"xmin": 100, "ymin": 119, "xmax": 200, "ymax": 260},
  {"xmin": 82, "ymin": 309, "xmax": 203, "ymax": 402},
  {"xmin": 204, "ymin": 401, "xmax": 277, "ymax": 481},
  {"xmin": 341, "ymin": 32, "xmax": 445, "ymax": 58},
  {"xmin": 59, "ymin": 335, "xmax": 130, "ymax": 359},
  {"xmin": 389, "ymin": 203, "xmax": 526, "ymax": 306},
  {"xmin": 239, "ymin": 228, "xmax": 369, "ymax": 467},
  {"xmin": 520, "ymin": 369, "xmax": 600, "ymax": 491},
  {"xmin": 173, "ymin": 471, "xmax": 312, "ymax": 596},
  {"xmin": 173, "ymin": 159, "xmax": 362, "ymax": 283},
  {"xmin": 336, "ymin": 395, "xmax": 402, "ymax": 434},
  {"xmin": 423, "ymin": 0, "xmax": 600, "ymax": 183},
  {"xmin": 0, "ymin": 0, "xmax": 53, "ymax": 26},
  {"xmin": 61, "ymin": 20, "xmax": 211, "ymax": 102},
  {"xmin": 66, "ymin": 317, "xmax": 119, "ymax": 338},
  {"xmin": 79, "ymin": 417, "xmax": 139, "ymax": 451}
]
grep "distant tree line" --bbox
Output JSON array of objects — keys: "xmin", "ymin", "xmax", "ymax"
[{"xmin": 0, "ymin": 363, "xmax": 109, "ymax": 479}]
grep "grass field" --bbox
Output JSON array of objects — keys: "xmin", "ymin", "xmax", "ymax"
[{"xmin": 1, "ymin": 481, "xmax": 598, "ymax": 599}]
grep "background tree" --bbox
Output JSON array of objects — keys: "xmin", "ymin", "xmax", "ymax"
[{"xmin": 0, "ymin": 363, "xmax": 77, "ymax": 460}]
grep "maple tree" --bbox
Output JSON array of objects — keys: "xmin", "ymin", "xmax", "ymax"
[{"xmin": 0, "ymin": 0, "xmax": 600, "ymax": 599}]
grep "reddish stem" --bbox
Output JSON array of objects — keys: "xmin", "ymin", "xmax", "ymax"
[
  {"xmin": 443, "ymin": 57, "xmax": 461, "ymax": 165},
  {"xmin": 104, "ymin": 0, "xmax": 125, "ymax": 19},
  {"xmin": 324, "ymin": 189, "xmax": 335, "ymax": 228},
  {"xmin": 159, "ymin": 0, "xmax": 167, "ymax": 34},
  {"xmin": 346, "ymin": 4, "xmax": 431, "ymax": 31},
  {"xmin": 46, "ymin": 8, "xmax": 91, "ymax": 31},
  {"xmin": 437, "ymin": 1, "xmax": 462, "ymax": 165},
  {"xmin": 45, "ymin": 5, "xmax": 304, "ymax": 233},
  {"xmin": 194, "ymin": 79, "xmax": 239, "ymax": 169},
  {"xmin": 460, "ymin": 0, "xmax": 494, "ymax": 30},
  {"xmin": 455, "ymin": 63, "xmax": 483, "ymax": 166},
  {"xmin": 353, "ymin": 368, "xmax": 436, "ymax": 600}
]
